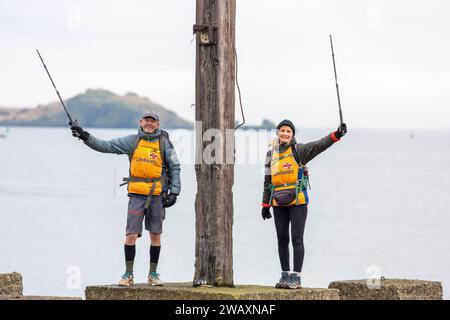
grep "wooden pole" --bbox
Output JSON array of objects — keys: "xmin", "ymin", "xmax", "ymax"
[{"xmin": 194, "ymin": 0, "xmax": 236, "ymax": 286}]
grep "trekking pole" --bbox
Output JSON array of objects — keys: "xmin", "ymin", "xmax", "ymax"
[
  {"xmin": 36, "ymin": 49, "xmax": 78, "ymax": 126},
  {"xmin": 329, "ymin": 35, "xmax": 344, "ymax": 125}
]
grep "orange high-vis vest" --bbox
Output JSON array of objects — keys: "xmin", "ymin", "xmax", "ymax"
[
  {"xmin": 128, "ymin": 139, "xmax": 163, "ymax": 196},
  {"xmin": 270, "ymin": 146, "xmax": 309, "ymax": 206}
]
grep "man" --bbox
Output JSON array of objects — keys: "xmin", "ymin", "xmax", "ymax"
[{"xmin": 71, "ymin": 112, "xmax": 181, "ymax": 287}]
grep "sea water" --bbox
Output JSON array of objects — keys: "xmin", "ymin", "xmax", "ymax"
[{"xmin": 0, "ymin": 126, "xmax": 449, "ymax": 299}]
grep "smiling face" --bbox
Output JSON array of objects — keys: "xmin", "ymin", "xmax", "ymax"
[
  {"xmin": 140, "ymin": 116, "xmax": 160, "ymax": 133},
  {"xmin": 277, "ymin": 125, "xmax": 294, "ymax": 144}
]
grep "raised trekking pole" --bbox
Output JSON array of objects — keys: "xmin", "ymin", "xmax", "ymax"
[
  {"xmin": 36, "ymin": 49, "xmax": 78, "ymax": 126},
  {"xmin": 329, "ymin": 35, "xmax": 344, "ymax": 125}
]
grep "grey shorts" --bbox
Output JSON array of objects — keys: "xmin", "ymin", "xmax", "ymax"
[{"xmin": 126, "ymin": 195, "xmax": 165, "ymax": 237}]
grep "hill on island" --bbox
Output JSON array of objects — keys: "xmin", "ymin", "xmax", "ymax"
[{"xmin": 0, "ymin": 89, "xmax": 193, "ymax": 129}]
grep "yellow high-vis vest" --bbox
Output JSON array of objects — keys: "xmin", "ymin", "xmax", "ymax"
[
  {"xmin": 128, "ymin": 139, "xmax": 164, "ymax": 196},
  {"xmin": 270, "ymin": 146, "xmax": 309, "ymax": 206}
]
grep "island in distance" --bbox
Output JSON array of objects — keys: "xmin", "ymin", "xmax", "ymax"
[{"xmin": 0, "ymin": 88, "xmax": 275, "ymax": 130}]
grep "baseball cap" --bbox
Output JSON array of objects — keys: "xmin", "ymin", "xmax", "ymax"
[{"xmin": 142, "ymin": 112, "xmax": 159, "ymax": 121}]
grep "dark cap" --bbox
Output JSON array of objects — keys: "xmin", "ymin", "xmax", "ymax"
[
  {"xmin": 142, "ymin": 112, "xmax": 159, "ymax": 121},
  {"xmin": 276, "ymin": 119, "xmax": 295, "ymax": 136}
]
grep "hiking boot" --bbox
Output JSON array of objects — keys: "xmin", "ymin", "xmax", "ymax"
[
  {"xmin": 285, "ymin": 273, "xmax": 302, "ymax": 289},
  {"xmin": 275, "ymin": 272, "xmax": 290, "ymax": 289},
  {"xmin": 118, "ymin": 272, "xmax": 134, "ymax": 287},
  {"xmin": 147, "ymin": 271, "xmax": 163, "ymax": 286}
]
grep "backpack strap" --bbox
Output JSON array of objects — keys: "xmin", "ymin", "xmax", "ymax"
[
  {"xmin": 128, "ymin": 134, "xmax": 141, "ymax": 161},
  {"xmin": 159, "ymin": 130, "xmax": 167, "ymax": 169},
  {"xmin": 292, "ymin": 144, "xmax": 311, "ymax": 190},
  {"xmin": 159, "ymin": 130, "xmax": 174, "ymax": 194},
  {"xmin": 291, "ymin": 144, "xmax": 303, "ymax": 168}
]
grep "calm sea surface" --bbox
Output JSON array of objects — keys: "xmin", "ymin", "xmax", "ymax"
[{"xmin": 1, "ymin": 126, "xmax": 449, "ymax": 299}]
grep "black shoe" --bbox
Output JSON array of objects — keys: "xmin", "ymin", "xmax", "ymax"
[
  {"xmin": 275, "ymin": 272, "xmax": 290, "ymax": 289},
  {"xmin": 285, "ymin": 273, "xmax": 302, "ymax": 289}
]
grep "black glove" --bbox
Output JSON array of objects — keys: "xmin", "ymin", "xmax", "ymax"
[
  {"xmin": 71, "ymin": 124, "xmax": 90, "ymax": 141},
  {"xmin": 163, "ymin": 193, "xmax": 177, "ymax": 208},
  {"xmin": 261, "ymin": 207, "xmax": 272, "ymax": 220},
  {"xmin": 335, "ymin": 123, "xmax": 347, "ymax": 139}
]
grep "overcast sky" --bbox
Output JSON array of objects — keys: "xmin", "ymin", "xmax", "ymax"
[{"xmin": 1, "ymin": 0, "xmax": 449, "ymax": 129}]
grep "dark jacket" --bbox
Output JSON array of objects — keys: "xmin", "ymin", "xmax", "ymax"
[{"xmin": 262, "ymin": 132, "xmax": 338, "ymax": 204}]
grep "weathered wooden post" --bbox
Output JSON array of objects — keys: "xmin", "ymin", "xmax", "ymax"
[{"xmin": 193, "ymin": 0, "xmax": 236, "ymax": 286}]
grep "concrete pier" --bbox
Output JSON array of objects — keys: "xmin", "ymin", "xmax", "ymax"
[
  {"xmin": 2, "ymin": 273, "xmax": 443, "ymax": 300},
  {"xmin": 0, "ymin": 272, "xmax": 81, "ymax": 300},
  {"xmin": 85, "ymin": 283, "xmax": 340, "ymax": 300},
  {"xmin": 328, "ymin": 279, "xmax": 443, "ymax": 300},
  {"xmin": 0, "ymin": 273, "xmax": 23, "ymax": 296}
]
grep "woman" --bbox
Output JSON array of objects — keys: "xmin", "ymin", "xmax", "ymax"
[{"xmin": 261, "ymin": 119, "xmax": 347, "ymax": 289}]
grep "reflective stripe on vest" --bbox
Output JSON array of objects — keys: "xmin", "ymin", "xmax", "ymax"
[
  {"xmin": 270, "ymin": 146, "xmax": 309, "ymax": 206},
  {"xmin": 128, "ymin": 139, "xmax": 163, "ymax": 196}
]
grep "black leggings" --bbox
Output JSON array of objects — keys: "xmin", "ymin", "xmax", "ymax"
[{"xmin": 273, "ymin": 204, "xmax": 308, "ymax": 273}]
